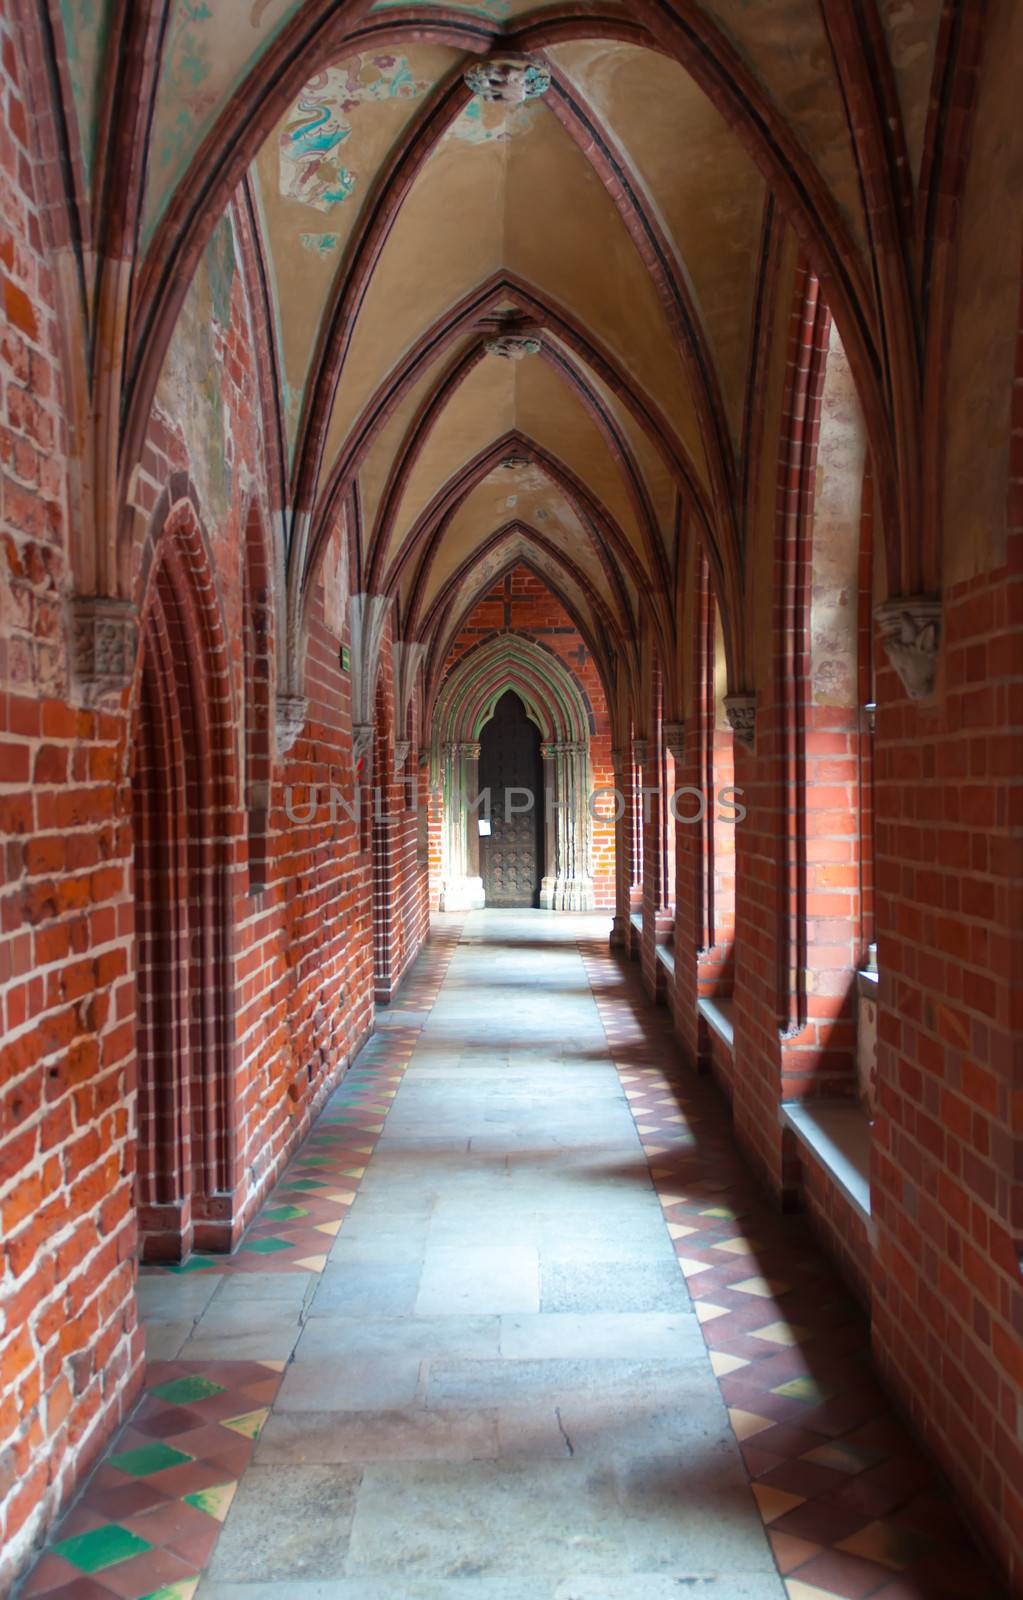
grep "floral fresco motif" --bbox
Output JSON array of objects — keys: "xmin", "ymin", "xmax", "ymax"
[
  {"xmin": 446, "ymin": 97, "xmax": 541, "ymax": 146},
  {"xmin": 279, "ymin": 55, "xmax": 430, "ymax": 212}
]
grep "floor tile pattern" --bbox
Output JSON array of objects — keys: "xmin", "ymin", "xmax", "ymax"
[
  {"xmin": 19, "ymin": 1361, "xmax": 283, "ymax": 1600},
  {"xmin": 18, "ymin": 920, "xmax": 462, "ymax": 1600},
  {"xmin": 142, "ymin": 921, "xmax": 463, "ymax": 1278},
  {"xmin": 577, "ymin": 938, "xmax": 1005, "ymax": 1600}
]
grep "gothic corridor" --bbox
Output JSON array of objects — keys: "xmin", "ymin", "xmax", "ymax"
[{"xmin": 1, "ymin": 2, "xmax": 1022, "ymax": 1597}]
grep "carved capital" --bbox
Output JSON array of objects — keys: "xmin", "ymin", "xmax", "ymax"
[
  {"xmin": 663, "ymin": 720, "xmax": 685, "ymax": 762},
  {"xmin": 464, "ymin": 56, "xmax": 551, "ymax": 104},
  {"xmin": 276, "ymin": 694, "xmax": 307, "ymax": 756},
  {"xmin": 611, "ymin": 746, "xmax": 630, "ymax": 770},
  {"xmin": 394, "ymin": 739, "xmax": 411, "ymax": 773},
  {"xmin": 724, "ymin": 693, "xmax": 756, "ymax": 751},
  {"xmin": 352, "ymin": 722, "xmax": 374, "ymax": 772},
  {"xmin": 874, "ymin": 596, "xmax": 942, "ymax": 701},
  {"xmin": 69, "ymin": 596, "xmax": 138, "ymax": 705},
  {"xmin": 632, "ymin": 736, "xmax": 649, "ymax": 767}
]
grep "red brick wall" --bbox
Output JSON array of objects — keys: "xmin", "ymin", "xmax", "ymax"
[
  {"xmin": 871, "ymin": 540, "xmax": 1023, "ymax": 1587},
  {"xmin": 0, "ymin": 104, "xmax": 427, "ymax": 1582},
  {"xmin": 430, "ymin": 565, "xmax": 615, "ymax": 910}
]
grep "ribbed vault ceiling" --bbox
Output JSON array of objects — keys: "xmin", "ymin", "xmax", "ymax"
[{"xmin": 51, "ymin": 0, "xmax": 954, "ymax": 706}]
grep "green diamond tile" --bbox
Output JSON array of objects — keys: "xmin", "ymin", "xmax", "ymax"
[
  {"xmin": 262, "ymin": 1204, "xmax": 309, "ymax": 1222},
  {"xmin": 162, "ymin": 1256, "xmax": 219, "ymax": 1274},
  {"xmin": 53, "ymin": 1524, "xmax": 153, "ymax": 1572},
  {"xmin": 149, "ymin": 1375, "xmax": 226, "ymax": 1405},
  {"xmin": 241, "ymin": 1236, "xmax": 293, "ymax": 1254},
  {"xmin": 281, "ymin": 1178, "xmax": 328, "ymax": 1190},
  {"xmin": 109, "ymin": 1441, "xmax": 194, "ymax": 1476}
]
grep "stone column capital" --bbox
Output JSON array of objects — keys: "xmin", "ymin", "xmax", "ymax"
[
  {"xmin": 276, "ymin": 693, "xmax": 308, "ymax": 756},
  {"xmin": 632, "ymin": 736, "xmax": 649, "ymax": 767},
  {"xmin": 69, "ymin": 595, "xmax": 138, "ymax": 705},
  {"xmin": 662, "ymin": 721, "xmax": 685, "ymax": 762},
  {"xmin": 724, "ymin": 693, "xmax": 756, "ymax": 751},
  {"xmin": 874, "ymin": 596, "xmax": 942, "ymax": 700}
]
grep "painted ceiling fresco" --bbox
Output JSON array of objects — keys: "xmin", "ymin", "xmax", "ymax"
[{"xmin": 52, "ymin": 0, "xmax": 957, "ymax": 688}]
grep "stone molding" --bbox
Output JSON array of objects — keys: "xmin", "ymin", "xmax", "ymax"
[{"xmin": 874, "ymin": 596, "xmax": 942, "ymax": 700}]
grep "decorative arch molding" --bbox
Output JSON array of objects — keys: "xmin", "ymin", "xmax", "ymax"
[
  {"xmin": 433, "ymin": 634, "xmax": 595, "ymax": 914},
  {"xmin": 130, "ymin": 493, "xmax": 241, "ymax": 1261}
]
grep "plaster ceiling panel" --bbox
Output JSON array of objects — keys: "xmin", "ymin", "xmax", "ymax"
[
  {"xmin": 580, "ymin": 359, "xmax": 680, "ymax": 543},
  {"xmin": 693, "ymin": 0, "xmax": 868, "ymax": 260},
  {"xmin": 877, "ymin": 0, "xmax": 944, "ymax": 185},
  {"xmin": 548, "ymin": 40, "xmax": 765, "ymax": 444},
  {"xmin": 499, "ymin": 105, "xmax": 707, "ymax": 475},
  {"xmin": 57, "ymin": 0, "xmax": 113, "ymax": 183},
  {"xmin": 355, "ymin": 345, "xmax": 474, "ymax": 552},
  {"xmin": 315, "ymin": 129, "xmax": 508, "ymax": 495},
  {"xmin": 143, "ymin": 0, "xmax": 307, "ymax": 243},
  {"xmin": 251, "ymin": 44, "xmax": 461, "ymax": 454},
  {"xmin": 512, "ymin": 358, "xmax": 649, "ymax": 565},
  {"xmin": 382, "ymin": 356, "xmax": 518, "ymax": 576},
  {"xmin": 414, "ymin": 465, "xmax": 612, "ymax": 618}
]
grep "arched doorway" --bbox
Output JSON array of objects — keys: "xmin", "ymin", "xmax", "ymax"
[
  {"xmin": 433, "ymin": 634, "xmax": 595, "ymax": 912},
  {"xmin": 478, "ymin": 690, "xmax": 543, "ymax": 907},
  {"xmin": 132, "ymin": 506, "xmax": 238, "ymax": 1262}
]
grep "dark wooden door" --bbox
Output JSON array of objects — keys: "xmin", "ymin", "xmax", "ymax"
[{"xmin": 479, "ymin": 690, "xmax": 543, "ymax": 907}]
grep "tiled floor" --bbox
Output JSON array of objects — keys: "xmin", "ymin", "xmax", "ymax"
[
  {"xmin": 579, "ymin": 937, "xmax": 1003, "ymax": 1600},
  {"xmin": 17, "ymin": 912, "xmax": 1003, "ymax": 1600}
]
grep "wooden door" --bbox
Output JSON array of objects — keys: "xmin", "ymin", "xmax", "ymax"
[{"xmin": 478, "ymin": 690, "xmax": 543, "ymax": 907}]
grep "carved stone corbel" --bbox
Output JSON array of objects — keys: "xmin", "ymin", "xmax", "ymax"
[
  {"xmin": 69, "ymin": 596, "xmax": 138, "ymax": 705},
  {"xmin": 662, "ymin": 721, "xmax": 685, "ymax": 762},
  {"xmin": 352, "ymin": 722, "xmax": 374, "ymax": 774},
  {"xmin": 632, "ymin": 736, "xmax": 649, "ymax": 768},
  {"xmin": 724, "ymin": 693, "xmax": 756, "ymax": 751},
  {"xmin": 394, "ymin": 740, "xmax": 411, "ymax": 773},
  {"xmin": 276, "ymin": 694, "xmax": 307, "ymax": 756},
  {"xmin": 874, "ymin": 597, "xmax": 942, "ymax": 701}
]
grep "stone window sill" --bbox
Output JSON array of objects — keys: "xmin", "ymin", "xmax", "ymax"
[
  {"xmin": 698, "ymin": 995, "xmax": 734, "ymax": 1051},
  {"xmin": 780, "ymin": 1100, "xmax": 875, "ymax": 1242}
]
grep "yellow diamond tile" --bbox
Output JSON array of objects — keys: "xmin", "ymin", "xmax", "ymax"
[
  {"xmin": 635, "ymin": 1123, "xmax": 658, "ymax": 1133},
  {"xmin": 222, "ymin": 1408, "xmax": 270, "ymax": 1440},
  {"xmin": 713, "ymin": 1236, "xmax": 756, "ymax": 1255},
  {"xmin": 643, "ymin": 1144, "xmax": 668, "ymax": 1155},
  {"xmin": 677, "ymin": 1257, "xmax": 714, "ymax": 1279},
  {"xmin": 732, "ymin": 1276, "xmax": 790, "ymax": 1298},
  {"xmin": 751, "ymin": 1483, "xmax": 805, "ymax": 1524},
  {"xmin": 709, "ymin": 1350, "xmax": 749, "ymax": 1376},
  {"xmin": 293, "ymin": 1254, "xmax": 329, "ymax": 1272},
  {"xmin": 750, "ymin": 1321, "xmax": 811, "ymax": 1347},
  {"xmin": 693, "ymin": 1300, "xmax": 729, "ymax": 1323},
  {"xmin": 323, "ymin": 1191, "xmax": 358, "ymax": 1205},
  {"xmin": 657, "ymin": 1194, "xmax": 689, "ymax": 1208},
  {"xmin": 727, "ymin": 1407, "xmax": 773, "ymax": 1440},
  {"xmin": 315, "ymin": 1220, "xmax": 342, "ymax": 1237},
  {"xmin": 666, "ymin": 1222, "xmax": 697, "ymax": 1240},
  {"xmin": 786, "ymin": 1582, "xmax": 844, "ymax": 1600},
  {"xmin": 769, "ymin": 1532, "xmax": 822, "ymax": 1575},
  {"xmin": 258, "ymin": 1359, "xmax": 286, "ymax": 1372},
  {"xmin": 338, "ymin": 1167, "xmax": 366, "ymax": 1179},
  {"xmin": 186, "ymin": 1481, "xmax": 237, "ymax": 1522}
]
